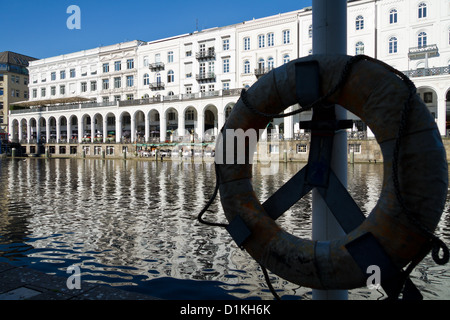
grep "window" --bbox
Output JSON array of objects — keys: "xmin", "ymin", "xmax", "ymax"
[
  {"xmin": 0, "ymin": 87, "xmax": 3, "ymax": 96},
  {"xmin": 143, "ymin": 56, "xmax": 149, "ymax": 67},
  {"xmin": 296, "ymin": 144, "xmax": 307, "ymax": 153},
  {"xmin": 41, "ymin": 88, "xmax": 46, "ymax": 97},
  {"xmin": 168, "ymin": 51, "xmax": 173, "ymax": 63},
  {"xmin": 283, "ymin": 30, "xmax": 290, "ymax": 44},
  {"xmin": 267, "ymin": 33, "xmax": 274, "ymax": 47},
  {"xmin": 106, "ymin": 146, "xmax": 114, "ymax": 155},
  {"xmin": 199, "ymin": 43, "xmax": 206, "ymax": 54},
  {"xmin": 114, "ymin": 77, "xmax": 121, "ymax": 88},
  {"xmin": 81, "ymin": 82, "xmax": 87, "ymax": 92},
  {"xmin": 32, "ymin": 89, "xmax": 37, "ymax": 98},
  {"xmin": 223, "ymin": 58, "xmax": 230, "ymax": 73},
  {"xmin": 244, "ymin": 60, "xmax": 250, "ymax": 74},
  {"xmin": 389, "ymin": 37, "xmax": 398, "ymax": 53},
  {"xmin": 424, "ymin": 92, "xmax": 433, "ymax": 103},
  {"xmin": 308, "ymin": 25, "xmax": 313, "ymax": 38},
  {"xmin": 283, "ymin": 54, "xmax": 290, "ymax": 64},
  {"xmin": 418, "ymin": 32, "xmax": 427, "ymax": 47},
  {"xmin": 50, "ymin": 86, "xmax": 56, "ymax": 96},
  {"xmin": 223, "ymin": 82, "xmax": 230, "ymax": 91},
  {"xmin": 126, "ymin": 94, "xmax": 134, "ymax": 100},
  {"xmin": 156, "ymin": 73, "xmax": 161, "ymax": 84},
  {"xmin": 244, "ymin": 37, "xmax": 251, "ymax": 50},
  {"xmin": 91, "ymin": 81, "xmax": 97, "ymax": 91},
  {"xmin": 127, "ymin": 59, "xmax": 134, "ymax": 69},
  {"xmin": 349, "ymin": 143, "xmax": 361, "ymax": 154},
  {"xmin": 60, "ymin": 70, "xmax": 66, "ymax": 79},
  {"xmin": 167, "ymin": 70, "xmax": 174, "ymax": 83},
  {"xmin": 143, "ymin": 73, "xmax": 149, "ymax": 85},
  {"xmin": 102, "ymin": 79, "xmax": 109, "ymax": 90},
  {"xmin": 270, "ymin": 144, "xmax": 279, "ymax": 154},
  {"xmin": 355, "ymin": 41, "xmax": 365, "ymax": 55},
  {"xmin": 185, "ymin": 63, "xmax": 192, "ymax": 78},
  {"xmin": 186, "ymin": 109, "xmax": 195, "ymax": 120},
  {"xmin": 389, "ymin": 9, "xmax": 398, "ymax": 24},
  {"xmin": 103, "ymin": 63, "xmax": 109, "ymax": 73},
  {"xmin": 93, "ymin": 146, "xmax": 101, "ymax": 156},
  {"xmin": 258, "ymin": 58, "xmax": 265, "ymax": 71},
  {"xmin": 258, "ymin": 34, "xmax": 265, "ymax": 48},
  {"xmin": 356, "ymin": 15, "xmax": 364, "ymax": 30},
  {"xmin": 200, "ymin": 62, "xmax": 206, "ymax": 77},
  {"xmin": 127, "ymin": 75, "xmax": 134, "ymax": 87},
  {"xmin": 208, "ymin": 61, "xmax": 214, "ymax": 74},
  {"xmin": 418, "ymin": 2, "xmax": 427, "ymax": 19},
  {"xmin": 60, "ymin": 85, "xmax": 65, "ymax": 95},
  {"xmin": 267, "ymin": 57, "xmax": 274, "ymax": 70},
  {"xmin": 51, "ymin": 72, "xmax": 56, "ymax": 81},
  {"xmin": 115, "ymin": 61, "xmax": 121, "ymax": 71},
  {"xmin": 70, "ymin": 69, "xmax": 76, "ymax": 78},
  {"xmin": 186, "ymin": 86, "xmax": 192, "ymax": 94},
  {"xmin": 114, "ymin": 95, "xmax": 121, "ymax": 102},
  {"xmin": 223, "ymin": 38, "xmax": 230, "ymax": 51}
]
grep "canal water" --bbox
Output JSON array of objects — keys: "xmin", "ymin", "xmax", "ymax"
[{"xmin": 0, "ymin": 158, "xmax": 449, "ymax": 300}]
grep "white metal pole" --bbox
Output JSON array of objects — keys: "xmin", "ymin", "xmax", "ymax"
[{"xmin": 311, "ymin": 0, "xmax": 348, "ymax": 300}]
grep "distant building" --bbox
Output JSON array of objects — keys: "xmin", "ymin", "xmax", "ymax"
[
  {"xmin": 0, "ymin": 51, "xmax": 37, "ymax": 137},
  {"xmin": 7, "ymin": 0, "xmax": 450, "ymax": 153}
]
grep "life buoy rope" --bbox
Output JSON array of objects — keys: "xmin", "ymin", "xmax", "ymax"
[{"xmin": 197, "ymin": 54, "xmax": 448, "ymax": 299}]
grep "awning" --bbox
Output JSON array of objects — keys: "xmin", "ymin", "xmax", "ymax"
[{"xmin": 10, "ymin": 97, "xmax": 95, "ymax": 108}]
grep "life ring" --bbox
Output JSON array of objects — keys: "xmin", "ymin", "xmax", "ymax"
[{"xmin": 215, "ymin": 54, "xmax": 448, "ymax": 290}]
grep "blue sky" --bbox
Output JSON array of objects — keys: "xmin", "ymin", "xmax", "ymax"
[{"xmin": 0, "ymin": 0, "xmax": 312, "ymax": 60}]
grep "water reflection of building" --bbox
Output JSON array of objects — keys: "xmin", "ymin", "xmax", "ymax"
[
  {"xmin": 7, "ymin": 0, "xmax": 450, "ymax": 158},
  {"xmin": 2, "ymin": 158, "xmax": 448, "ymax": 298}
]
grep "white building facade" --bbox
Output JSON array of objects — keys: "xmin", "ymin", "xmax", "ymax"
[{"xmin": 9, "ymin": 0, "xmax": 450, "ymax": 149}]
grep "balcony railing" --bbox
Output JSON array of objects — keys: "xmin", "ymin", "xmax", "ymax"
[
  {"xmin": 255, "ymin": 67, "xmax": 274, "ymax": 78},
  {"xmin": 149, "ymin": 62, "xmax": 165, "ymax": 71},
  {"xmin": 196, "ymin": 72, "xmax": 216, "ymax": 82},
  {"xmin": 403, "ymin": 66, "xmax": 450, "ymax": 78},
  {"xmin": 149, "ymin": 82, "xmax": 165, "ymax": 90},
  {"xmin": 196, "ymin": 49, "xmax": 215, "ymax": 60}
]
